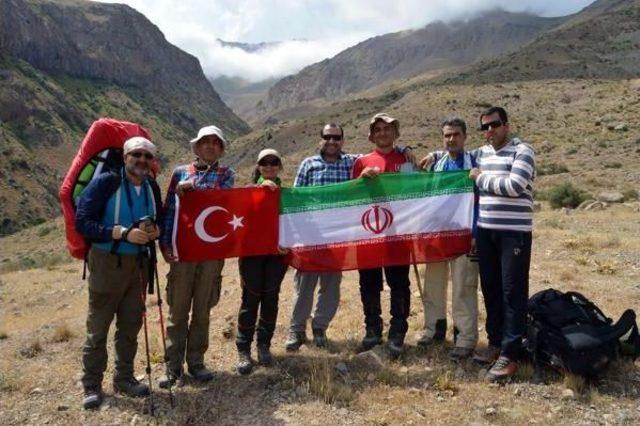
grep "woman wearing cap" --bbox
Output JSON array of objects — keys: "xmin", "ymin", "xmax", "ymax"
[
  {"xmin": 159, "ymin": 125, "xmax": 234, "ymax": 387},
  {"xmin": 236, "ymin": 149, "xmax": 289, "ymax": 375}
]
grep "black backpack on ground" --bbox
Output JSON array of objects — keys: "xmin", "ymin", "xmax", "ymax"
[{"xmin": 526, "ymin": 288, "xmax": 640, "ymax": 378}]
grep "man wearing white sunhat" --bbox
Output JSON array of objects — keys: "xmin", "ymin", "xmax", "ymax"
[
  {"xmin": 159, "ymin": 125, "xmax": 234, "ymax": 388},
  {"xmin": 75, "ymin": 136, "xmax": 162, "ymax": 409}
]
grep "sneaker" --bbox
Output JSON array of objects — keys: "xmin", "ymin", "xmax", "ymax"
[
  {"xmin": 237, "ymin": 351, "xmax": 253, "ymax": 375},
  {"xmin": 285, "ymin": 331, "xmax": 307, "ymax": 352},
  {"xmin": 485, "ymin": 356, "xmax": 518, "ymax": 382},
  {"xmin": 312, "ymin": 328, "xmax": 328, "ymax": 349},
  {"xmin": 473, "ymin": 345, "xmax": 501, "ymax": 365},
  {"xmin": 360, "ymin": 329, "xmax": 383, "ymax": 352},
  {"xmin": 158, "ymin": 369, "xmax": 182, "ymax": 389},
  {"xmin": 416, "ymin": 334, "xmax": 434, "ymax": 348},
  {"xmin": 113, "ymin": 377, "xmax": 150, "ymax": 398},
  {"xmin": 188, "ymin": 365, "xmax": 214, "ymax": 382},
  {"xmin": 434, "ymin": 319, "xmax": 447, "ymax": 342},
  {"xmin": 257, "ymin": 344, "xmax": 273, "ymax": 366},
  {"xmin": 448, "ymin": 346, "xmax": 474, "ymax": 362},
  {"xmin": 387, "ymin": 334, "xmax": 405, "ymax": 359},
  {"xmin": 82, "ymin": 385, "xmax": 103, "ymax": 410}
]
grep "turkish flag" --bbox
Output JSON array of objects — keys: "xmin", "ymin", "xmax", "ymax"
[{"xmin": 173, "ymin": 187, "xmax": 279, "ymax": 262}]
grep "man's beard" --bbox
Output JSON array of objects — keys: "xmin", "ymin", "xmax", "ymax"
[{"xmin": 126, "ymin": 162, "xmax": 149, "ymax": 177}]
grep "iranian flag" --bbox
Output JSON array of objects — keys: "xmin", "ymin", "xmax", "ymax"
[{"xmin": 279, "ymin": 171, "xmax": 474, "ymax": 271}]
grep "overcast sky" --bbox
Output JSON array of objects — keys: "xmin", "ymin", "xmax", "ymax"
[{"xmin": 98, "ymin": 0, "xmax": 594, "ymax": 81}]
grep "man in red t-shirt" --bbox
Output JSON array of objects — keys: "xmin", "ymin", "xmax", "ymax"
[{"xmin": 351, "ymin": 113, "xmax": 413, "ymax": 358}]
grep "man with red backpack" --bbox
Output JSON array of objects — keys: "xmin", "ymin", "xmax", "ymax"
[{"xmin": 75, "ymin": 136, "xmax": 162, "ymax": 409}]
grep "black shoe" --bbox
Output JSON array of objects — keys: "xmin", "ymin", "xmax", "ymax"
[
  {"xmin": 360, "ymin": 327, "xmax": 383, "ymax": 351},
  {"xmin": 188, "ymin": 365, "xmax": 215, "ymax": 382},
  {"xmin": 388, "ymin": 335, "xmax": 405, "ymax": 359},
  {"xmin": 257, "ymin": 344, "xmax": 273, "ymax": 366},
  {"xmin": 312, "ymin": 328, "xmax": 328, "ymax": 349},
  {"xmin": 285, "ymin": 331, "xmax": 307, "ymax": 352},
  {"xmin": 159, "ymin": 369, "xmax": 182, "ymax": 389},
  {"xmin": 113, "ymin": 377, "xmax": 150, "ymax": 398},
  {"xmin": 434, "ymin": 319, "xmax": 447, "ymax": 342},
  {"xmin": 82, "ymin": 385, "xmax": 103, "ymax": 410},
  {"xmin": 237, "ymin": 351, "xmax": 253, "ymax": 375}
]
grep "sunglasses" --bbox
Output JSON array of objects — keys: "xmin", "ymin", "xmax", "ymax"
[
  {"xmin": 322, "ymin": 134, "xmax": 343, "ymax": 142},
  {"xmin": 129, "ymin": 151, "xmax": 154, "ymax": 160},
  {"xmin": 259, "ymin": 159, "xmax": 281, "ymax": 167},
  {"xmin": 479, "ymin": 120, "xmax": 503, "ymax": 131}
]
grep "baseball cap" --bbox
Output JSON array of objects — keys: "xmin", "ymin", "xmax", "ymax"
[
  {"xmin": 369, "ymin": 113, "xmax": 400, "ymax": 136},
  {"xmin": 257, "ymin": 148, "xmax": 282, "ymax": 163}
]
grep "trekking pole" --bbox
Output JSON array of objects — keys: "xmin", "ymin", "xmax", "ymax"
[
  {"xmin": 138, "ymin": 256, "xmax": 155, "ymax": 416},
  {"xmin": 150, "ymin": 243, "xmax": 175, "ymax": 408},
  {"xmin": 409, "ymin": 249, "xmax": 425, "ymax": 306}
]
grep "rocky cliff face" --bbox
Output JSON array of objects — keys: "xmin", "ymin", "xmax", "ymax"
[
  {"xmin": 0, "ymin": 0, "xmax": 249, "ymax": 135},
  {"xmin": 0, "ymin": 0, "xmax": 250, "ymax": 235},
  {"xmin": 258, "ymin": 11, "xmax": 567, "ymax": 118}
]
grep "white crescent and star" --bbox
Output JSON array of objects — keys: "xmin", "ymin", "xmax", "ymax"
[{"xmin": 194, "ymin": 206, "xmax": 244, "ymax": 243}]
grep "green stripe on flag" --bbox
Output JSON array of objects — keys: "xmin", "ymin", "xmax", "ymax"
[{"xmin": 280, "ymin": 170, "xmax": 473, "ymax": 214}]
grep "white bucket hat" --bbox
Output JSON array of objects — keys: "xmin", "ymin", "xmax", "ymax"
[{"xmin": 190, "ymin": 125, "xmax": 227, "ymax": 155}]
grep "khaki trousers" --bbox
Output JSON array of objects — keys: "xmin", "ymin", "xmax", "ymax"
[
  {"xmin": 82, "ymin": 248, "xmax": 148, "ymax": 388},
  {"xmin": 165, "ymin": 260, "xmax": 224, "ymax": 372},
  {"xmin": 422, "ymin": 255, "xmax": 479, "ymax": 349}
]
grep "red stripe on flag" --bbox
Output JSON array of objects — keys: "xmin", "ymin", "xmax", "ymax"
[{"xmin": 286, "ymin": 231, "xmax": 472, "ymax": 271}]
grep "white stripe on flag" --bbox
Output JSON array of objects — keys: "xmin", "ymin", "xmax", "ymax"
[{"xmin": 279, "ymin": 192, "xmax": 473, "ymax": 248}]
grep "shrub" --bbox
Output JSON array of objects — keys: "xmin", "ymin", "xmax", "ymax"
[
  {"xmin": 622, "ymin": 189, "xmax": 639, "ymax": 201},
  {"xmin": 547, "ymin": 183, "xmax": 590, "ymax": 209},
  {"xmin": 537, "ymin": 162, "xmax": 569, "ymax": 176}
]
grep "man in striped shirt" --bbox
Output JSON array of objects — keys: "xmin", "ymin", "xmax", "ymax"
[{"xmin": 468, "ymin": 106, "xmax": 535, "ymax": 382}]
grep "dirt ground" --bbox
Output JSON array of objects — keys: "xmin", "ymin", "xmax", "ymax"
[{"xmin": 1, "ymin": 203, "xmax": 639, "ymax": 425}]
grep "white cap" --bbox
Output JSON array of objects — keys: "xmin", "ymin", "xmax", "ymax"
[
  {"xmin": 190, "ymin": 125, "xmax": 227, "ymax": 154},
  {"xmin": 123, "ymin": 136, "xmax": 157, "ymax": 157},
  {"xmin": 257, "ymin": 148, "xmax": 281, "ymax": 163}
]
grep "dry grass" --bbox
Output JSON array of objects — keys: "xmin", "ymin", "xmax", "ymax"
[
  {"xmin": 0, "ymin": 330, "xmax": 8, "ymax": 340},
  {"xmin": 0, "ymin": 203, "xmax": 638, "ymax": 424},
  {"xmin": 50, "ymin": 323, "xmax": 74, "ymax": 343},
  {"xmin": 18, "ymin": 340, "xmax": 43, "ymax": 359}
]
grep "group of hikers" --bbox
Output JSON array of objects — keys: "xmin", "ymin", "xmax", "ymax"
[{"xmin": 74, "ymin": 106, "xmax": 535, "ymax": 410}]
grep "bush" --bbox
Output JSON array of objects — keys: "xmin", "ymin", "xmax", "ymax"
[
  {"xmin": 623, "ymin": 189, "xmax": 639, "ymax": 201},
  {"xmin": 537, "ymin": 162, "xmax": 569, "ymax": 176},
  {"xmin": 546, "ymin": 183, "xmax": 590, "ymax": 209}
]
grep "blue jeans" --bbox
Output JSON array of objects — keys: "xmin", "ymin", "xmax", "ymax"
[{"xmin": 477, "ymin": 227, "xmax": 532, "ymax": 360}]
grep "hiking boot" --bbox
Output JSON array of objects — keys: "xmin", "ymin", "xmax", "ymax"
[
  {"xmin": 159, "ymin": 369, "xmax": 182, "ymax": 389},
  {"xmin": 360, "ymin": 327, "xmax": 383, "ymax": 352},
  {"xmin": 434, "ymin": 319, "xmax": 447, "ymax": 342},
  {"xmin": 448, "ymin": 346, "xmax": 474, "ymax": 362},
  {"xmin": 113, "ymin": 377, "xmax": 150, "ymax": 398},
  {"xmin": 188, "ymin": 365, "xmax": 214, "ymax": 382},
  {"xmin": 82, "ymin": 385, "xmax": 103, "ymax": 410},
  {"xmin": 285, "ymin": 331, "xmax": 307, "ymax": 352},
  {"xmin": 237, "ymin": 351, "xmax": 253, "ymax": 375},
  {"xmin": 416, "ymin": 334, "xmax": 434, "ymax": 348},
  {"xmin": 257, "ymin": 344, "xmax": 273, "ymax": 366},
  {"xmin": 485, "ymin": 356, "xmax": 518, "ymax": 382},
  {"xmin": 473, "ymin": 345, "xmax": 501, "ymax": 365},
  {"xmin": 312, "ymin": 328, "xmax": 328, "ymax": 349},
  {"xmin": 387, "ymin": 335, "xmax": 405, "ymax": 359}
]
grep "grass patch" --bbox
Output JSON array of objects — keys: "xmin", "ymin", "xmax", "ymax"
[
  {"xmin": 51, "ymin": 323, "xmax": 74, "ymax": 343},
  {"xmin": 304, "ymin": 358, "xmax": 355, "ymax": 405},
  {"xmin": 546, "ymin": 183, "xmax": 590, "ymax": 209},
  {"xmin": 537, "ymin": 162, "xmax": 569, "ymax": 176},
  {"xmin": 622, "ymin": 189, "xmax": 639, "ymax": 201},
  {"xmin": 594, "ymin": 260, "xmax": 618, "ymax": 275},
  {"xmin": 0, "ymin": 370, "xmax": 20, "ymax": 392},
  {"xmin": 19, "ymin": 340, "xmax": 43, "ymax": 358},
  {"xmin": 433, "ymin": 370, "xmax": 458, "ymax": 394},
  {"xmin": 0, "ymin": 330, "xmax": 8, "ymax": 340}
]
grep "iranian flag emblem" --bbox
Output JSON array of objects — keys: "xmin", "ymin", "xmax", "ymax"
[{"xmin": 279, "ymin": 171, "xmax": 474, "ymax": 271}]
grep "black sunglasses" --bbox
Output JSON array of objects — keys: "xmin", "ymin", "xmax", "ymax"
[
  {"xmin": 479, "ymin": 120, "xmax": 503, "ymax": 131},
  {"xmin": 129, "ymin": 151, "xmax": 154, "ymax": 160},
  {"xmin": 259, "ymin": 159, "xmax": 281, "ymax": 167},
  {"xmin": 322, "ymin": 134, "xmax": 343, "ymax": 141}
]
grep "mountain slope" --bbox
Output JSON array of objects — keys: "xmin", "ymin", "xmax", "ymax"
[
  {"xmin": 258, "ymin": 10, "xmax": 567, "ymax": 118},
  {"xmin": 0, "ymin": 0, "xmax": 250, "ymax": 235},
  {"xmin": 446, "ymin": 0, "xmax": 640, "ymax": 84}
]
